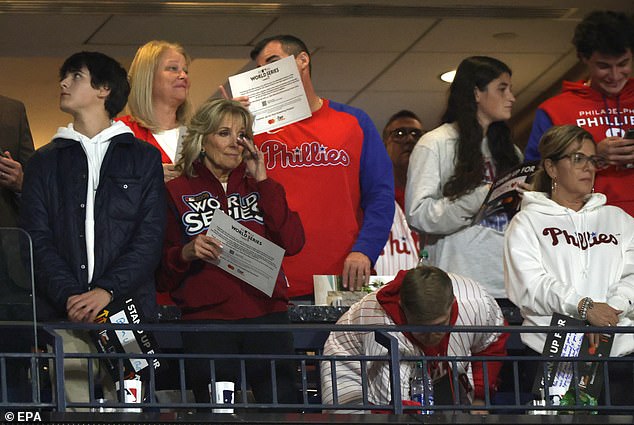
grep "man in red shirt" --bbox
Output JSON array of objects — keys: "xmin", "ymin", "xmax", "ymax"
[
  {"xmin": 249, "ymin": 35, "xmax": 394, "ymax": 298},
  {"xmin": 525, "ymin": 10, "xmax": 634, "ymax": 215}
]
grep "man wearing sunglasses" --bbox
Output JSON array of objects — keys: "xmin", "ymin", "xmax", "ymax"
[
  {"xmin": 524, "ymin": 10, "xmax": 634, "ymax": 216},
  {"xmin": 375, "ymin": 111, "xmax": 424, "ymax": 275}
]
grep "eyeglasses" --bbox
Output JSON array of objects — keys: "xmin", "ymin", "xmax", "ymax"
[
  {"xmin": 389, "ymin": 127, "xmax": 424, "ymax": 143},
  {"xmin": 555, "ymin": 152, "xmax": 608, "ymax": 170}
]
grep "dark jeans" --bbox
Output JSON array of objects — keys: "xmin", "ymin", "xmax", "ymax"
[{"xmin": 181, "ymin": 311, "xmax": 296, "ymax": 406}]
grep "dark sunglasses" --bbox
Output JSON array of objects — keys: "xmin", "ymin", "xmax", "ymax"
[{"xmin": 389, "ymin": 127, "xmax": 424, "ymax": 143}]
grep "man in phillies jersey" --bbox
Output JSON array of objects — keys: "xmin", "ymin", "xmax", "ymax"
[
  {"xmin": 524, "ymin": 10, "xmax": 634, "ymax": 215},
  {"xmin": 249, "ymin": 35, "xmax": 394, "ymax": 297},
  {"xmin": 374, "ymin": 110, "xmax": 423, "ymax": 276}
]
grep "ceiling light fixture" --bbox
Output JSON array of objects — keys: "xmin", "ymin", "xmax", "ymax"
[{"xmin": 439, "ymin": 70, "xmax": 456, "ymax": 83}]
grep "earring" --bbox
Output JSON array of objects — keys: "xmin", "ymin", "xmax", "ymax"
[
  {"xmin": 592, "ymin": 186, "xmax": 595, "ymax": 193},
  {"xmin": 199, "ymin": 149, "xmax": 206, "ymax": 159},
  {"xmin": 551, "ymin": 178, "xmax": 557, "ymax": 193}
]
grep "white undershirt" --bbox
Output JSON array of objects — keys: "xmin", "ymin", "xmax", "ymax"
[
  {"xmin": 152, "ymin": 127, "xmax": 181, "ymax": 163},
  {"xmin": 79, "ymin": 132, "xmax": 112, "ymax": 283}
]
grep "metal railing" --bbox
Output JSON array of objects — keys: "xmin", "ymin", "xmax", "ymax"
[{"xmin": 2, "ymin": 320, "xmax": 634, "ymax": 418}]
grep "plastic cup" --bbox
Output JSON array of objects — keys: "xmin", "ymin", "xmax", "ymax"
[{"xmin": 209, "ymin": 381, "xmax": 235, "ymax": 413}]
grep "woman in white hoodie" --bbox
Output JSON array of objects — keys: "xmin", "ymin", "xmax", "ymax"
[{"xmin": 504, "ymin": 124, "xmax": 634, "ymax": 405}]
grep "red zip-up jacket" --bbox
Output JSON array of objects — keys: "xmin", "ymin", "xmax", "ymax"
[{"xmin": 157, "ymin": 161, "xmax": 304, "ymax": 320}]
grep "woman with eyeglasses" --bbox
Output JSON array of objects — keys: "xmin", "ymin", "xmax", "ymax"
[
  {"xmin": 504, "ymin": 125, "xmax": 634, "ymax": 406},
  {"xmin": 405, "ymin": 56, "xmax": 521, "ymax": 298}
]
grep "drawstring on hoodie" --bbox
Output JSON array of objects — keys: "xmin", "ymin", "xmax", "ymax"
[
  {"xmin": 566, "ymin": 208, "xmax": 591, "ymax": 281},
  {"xmin": 603, "ymin": 94, "xmax": 623, "ymax": 137}
]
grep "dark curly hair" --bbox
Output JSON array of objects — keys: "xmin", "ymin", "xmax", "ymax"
[{"xmin": 573, "ymin": 10, "xmax": 634, "ymax": 59}]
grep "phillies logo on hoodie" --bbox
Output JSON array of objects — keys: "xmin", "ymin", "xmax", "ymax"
[
  {"xmin": 181, "ymin": 191, "xmax": 262, "ymax": 235},
  {"xmin": 542, "ymin": 227, "xmax": 618, "ymax": 250}
]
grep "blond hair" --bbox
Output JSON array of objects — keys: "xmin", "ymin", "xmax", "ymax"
[
  {"xmin": 127, "ymin": 40, "xmax": 192, "ymax": 132},
  {"xmin": 531, "ymin": 125, "xmax": 595, "ymax": 194},
  {"xmin": 177, "ymin": 98, "xmax": 254, "ymax": 178}
]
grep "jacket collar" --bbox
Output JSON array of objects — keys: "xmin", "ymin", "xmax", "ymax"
[
  {"xmin": 192, "ymin": 160, "xmax": 247, "ymax": 189},
  {"xmin": 376, "ymin": 269, "xmax": 458, "ymax": 354},
  {"xmin": 52, "ymin": 132, "xmax": 135, "ymax": 151},
  {"xmin": 52, "ymin": 122, "xmax": 134, "ymax": 149}
]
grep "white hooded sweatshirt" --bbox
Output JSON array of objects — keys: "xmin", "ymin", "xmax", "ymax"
[
  {"xmin": 53, "ymin": 121, "xmax": 133, "ymax": 284},
  {"xmin": 504, "ymin": 191, "xmax": 634, "ymax": 356}
]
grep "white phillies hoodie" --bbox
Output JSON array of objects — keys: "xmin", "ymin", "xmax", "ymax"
[
  {"xmin": 504, "ymin": 191, "xmax": 634, "ymax": 356},
  {"xmin": 53, "ymin": 121, "xmax": 133, "ymax": 284}
]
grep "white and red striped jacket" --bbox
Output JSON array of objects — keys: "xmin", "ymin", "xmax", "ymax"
[
  {"xmin": 374, "ymin": 201, "xmax": 420, "ymax": 276},
  {"xmin": 320, "ymin": 270, "xmax": 508, "ymax": 411}
]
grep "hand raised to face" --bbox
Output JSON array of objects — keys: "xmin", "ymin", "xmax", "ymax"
[{"xmin": 238, "ymin": 136, "xmax": 267, "ymax": 182}]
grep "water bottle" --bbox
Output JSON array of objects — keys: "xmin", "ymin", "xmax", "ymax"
[
  {"xmin": 417, "ymin": 248, "xmax": 431, "ymax": 267},
  {"xmin": 410, "ymin": 361, "xmax": 434, "ymax": 414}
]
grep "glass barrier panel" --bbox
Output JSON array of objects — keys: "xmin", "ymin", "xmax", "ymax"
[{"xmin": 0, "ymin": 227, "xmax": 39, "ymax": 403}]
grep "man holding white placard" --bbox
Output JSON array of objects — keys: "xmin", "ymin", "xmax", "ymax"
[{"xmin": 249, "ymin": 35, "xmax": 394, "ymax": 298}]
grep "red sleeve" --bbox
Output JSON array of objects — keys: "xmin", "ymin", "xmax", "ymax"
[{"xmin": 471, "ymin": 323, "xmax": 509, "ymax": 400}]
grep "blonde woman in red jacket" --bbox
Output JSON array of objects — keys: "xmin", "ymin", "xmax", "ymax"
[{"xmin": 157, "ymin": 98, "xmax": 305, "ymax": 406}]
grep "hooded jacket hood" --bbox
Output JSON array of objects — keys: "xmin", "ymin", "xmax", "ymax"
[
  {"xmin": 561, "ymin": 78, "xmax": 634, "ymax": 102},
  {"xmin": 376, "ymin": 269, "xmax": 458, "ymax": 354},
  {"xmin": 520, "ymin": 191, "xmax": 607, "ymax": 216},
  {"xmin": 53, "ymin": 120, "xmax": 133, "ymax": 144}
]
